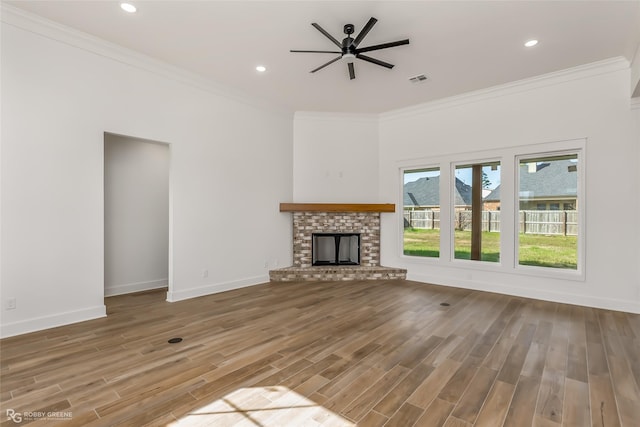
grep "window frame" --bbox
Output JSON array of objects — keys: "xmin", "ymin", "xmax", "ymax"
[
  {"xmin": 400, "ymin": 164, "xmax": 444, "ymax": 263},
  {"xmin": 515, "ymin": 149, "xmax": 585, "ymax": 278},
  {"xmin": 397, "ymin": 138, "xmax": 586, "ymax": 281},
  {"xmin": 450, "ymin": 158, "xmax": 503, "ymax": 265}
]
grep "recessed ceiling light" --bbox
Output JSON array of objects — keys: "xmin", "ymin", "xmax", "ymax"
[
  {"xmin": 524, "ymin": 39, "xmax": 539, "ymax": 47},
  {"xmin": 256, "ymin": 65, "xmax": 266, "ymax": 73},
  {"xmin": 120, "ymin": 3, "xmax": 137, "ymax": 13}
]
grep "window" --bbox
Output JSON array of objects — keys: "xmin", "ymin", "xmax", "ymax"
[
  {"xmin": 518, "ymin": 153, "xmax": 579, "ymax": 269},
  {"xmin": 403, "ymin": 168, "xmax": 440, "ymax": 258},
  {"xmin": 453, "ymin": 162, "xmax": 501, "ymax": 262},
  {"xmin": 399, "ymin": 140, "xmax": 583, "ymax": 278}
]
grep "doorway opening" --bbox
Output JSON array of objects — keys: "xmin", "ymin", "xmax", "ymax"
[{"xmin": 104, "ymin": 133, "xmax": 171, "ymax": 297}]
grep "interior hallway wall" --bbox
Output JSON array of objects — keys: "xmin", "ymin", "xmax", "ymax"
[{"xmin": 1, "ymin": 8, "xmax": 293, "ymax": 337}]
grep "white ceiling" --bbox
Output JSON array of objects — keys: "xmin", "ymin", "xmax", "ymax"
[{"xmin": 7, "ymin": 1, "xmax": 640, "ymax": 113}]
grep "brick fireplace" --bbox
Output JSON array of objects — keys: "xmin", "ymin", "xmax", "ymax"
[{"xmin": 269, "ymin": 203, "xmax": 407, "ymax": 282}]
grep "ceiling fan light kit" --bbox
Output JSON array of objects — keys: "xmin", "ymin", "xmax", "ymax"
[{"xmin": 290, "ymin": 17, "xmax": 410, "ymax": 80}]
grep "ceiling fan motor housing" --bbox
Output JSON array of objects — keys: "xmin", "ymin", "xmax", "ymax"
[{"xmin": 342, "ymin": 37, "xmax": 356, "ymax": 53}]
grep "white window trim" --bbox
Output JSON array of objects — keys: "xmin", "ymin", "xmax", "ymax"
[
  {"xmin": 514, "ymin": 148, "xmax": 585, "ymax": 279},
  {"xmin": 400, "ymin": 164, "xmax": 443, "ymax": 264},
  {"xmin": 450, "ymin": 157, "xmax": 503, "ymax": 266},
  {"xmin": 397, "ymin": 137, "xmax": 586, "ymax": 282}
]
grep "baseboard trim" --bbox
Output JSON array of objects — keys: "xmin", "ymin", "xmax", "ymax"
[
  {"xmin": 407, "ymin": 272, "xmax": 640, "ymax": 314},
  {"xmin": 166, "ymin": 275, "xmax": 269, "ymax": 302},
  {"xmin": 105, "ymin": 279, "xmax": 168, "ymax": 297},
  {"xmin": 0, "ymin": 305, "xmax": 107, "ymax": 339}
]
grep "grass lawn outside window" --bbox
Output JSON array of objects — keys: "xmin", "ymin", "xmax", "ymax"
[{"xmin": 403, "ymin": 228, "xmax": 577, "ymax": 269}]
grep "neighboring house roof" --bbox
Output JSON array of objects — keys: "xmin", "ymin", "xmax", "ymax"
[
  {"xmin": 404, "ymin": 176, "xmax": 472, "ymax": 207},
  {"xmin": 484, "ymin": 160, "xmax": 577, "ymax": 202}
]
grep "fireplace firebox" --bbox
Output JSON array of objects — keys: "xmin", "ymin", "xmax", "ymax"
[{"xmin": 312, "ymin": 233, "xmax": 360, "ymax": 266}]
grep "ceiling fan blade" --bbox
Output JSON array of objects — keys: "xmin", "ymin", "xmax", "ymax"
[
  {"xmin": 311, "ymin": 23, "xmax": 342, "ymax": 48},
  {"xmin": 290, "ymin": 50, "xmax": 342, "ymax": 54},
  {"xmin": 348, "ymin": 62, "xmax": 356, "ymax": 80},
  {"xmin": 356, "ymin": 54, "xmax": 394, "ymax": 69},
  {"xmin": 353, "ymin": 17, "xmax": 377, "ymax": 47},
  {"xmin": 356, "ymin": 39, "xmax": 410, "ymax": 54},
  {"xmin": 310, "ymin": 56, "xmax": 342, "ymax": 73}
]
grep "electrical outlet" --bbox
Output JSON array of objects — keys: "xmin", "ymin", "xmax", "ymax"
[
  {"xmin": 264, "ymin": 261, "xmax": 269, "ymax": 268},
  {"xmin": 202, "ymin": 269, "xmax": 208, "ymax": 278},
  {"xmin": 6, "ymin": 297, "xmax": 16, "ymax": 310}
]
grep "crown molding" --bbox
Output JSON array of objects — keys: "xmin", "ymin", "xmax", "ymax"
[
  {"xmin": 380, "ymin": 57, "xmax": 630, "ymax": 122},
  {"xmin": 4, "ymin": 4, "xmax": 631, "ymax": 121},
  {"xmin": 1, "ymin": 4, "xmax": 293, "ymax": 118},
  {"xmin": 294, "ymin": 111, "xmax": 378, "ymax": 123}
]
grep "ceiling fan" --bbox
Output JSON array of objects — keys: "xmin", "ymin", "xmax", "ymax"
[{"xmin": 290, "ymin": 17, "xmax": 409, "ymax": 80}]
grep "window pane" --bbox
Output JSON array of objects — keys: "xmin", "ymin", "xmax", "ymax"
[
  {"xmin": 454, "ymin": 162, "xmax": 501, "ymax": 262},
  {"xmin": 403, "ymin": 168, "xmax": 440, "ymax": 258},
  {"xmin": 518, "ymin": 154, "xmax": 578, "ymax": 269}
]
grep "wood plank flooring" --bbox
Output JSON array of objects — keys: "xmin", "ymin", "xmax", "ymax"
[{"xmin": 1, "ymin": 280, "xmax": 639, "ymax": 426}]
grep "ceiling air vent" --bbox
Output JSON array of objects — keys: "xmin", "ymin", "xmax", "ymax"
[{"xmin": 409, "ymin": 74, "xmax": 428, "ymax": 83}]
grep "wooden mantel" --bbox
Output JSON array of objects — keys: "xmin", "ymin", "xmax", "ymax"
[{"xmin": 279, "ymin": 203, "xmax": 395, "ymax": 213}]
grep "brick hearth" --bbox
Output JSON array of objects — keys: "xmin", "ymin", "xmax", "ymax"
[{"xmin": 269, "ymin": 265, "xmax": 407, "ymax": 282}]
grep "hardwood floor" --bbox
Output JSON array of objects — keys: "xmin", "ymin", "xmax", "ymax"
[{"xmin": 1, "ymin": 280, "xmax": 639, "ymax": 426}]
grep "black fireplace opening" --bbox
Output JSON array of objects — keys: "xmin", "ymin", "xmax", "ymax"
[{"xmin": 312, "ymin": 233, "xmax": 360, "ymax": 266}]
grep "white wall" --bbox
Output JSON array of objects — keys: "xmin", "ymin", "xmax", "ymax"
[
  {"xmin": 2, "ymin": 9, "xmax": 638, "ymax": 339},
  {"xmin": 290, "ymin": 60, "xmax": 640, "ymax": 313},
  {"xmin": 631, "ymin": 43, "xmax": 640, "ymax": 97},
  {"xmin": 1, "ymin": 9, "xmax": 293, "ymax": 337},
  {"xmin": 378, "ymin": 59, "xmax": 640, "ymax": 313},
  {"xmin": 293, "ymin": 112, "xmax": 379, "ymax": 202},
  {"xmin": 104, "ymin": 134, "xmax": 169, "ymax": 296}
]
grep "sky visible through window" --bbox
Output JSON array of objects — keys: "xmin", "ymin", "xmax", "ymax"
[{"xmin": 404, "ymin": 167, "xmax": 501, "ymax": 190}]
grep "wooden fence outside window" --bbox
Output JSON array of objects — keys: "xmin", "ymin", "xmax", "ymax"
[{"xmin": 404, "ymin": 210, "xmax": 578, "ymax": 236}]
